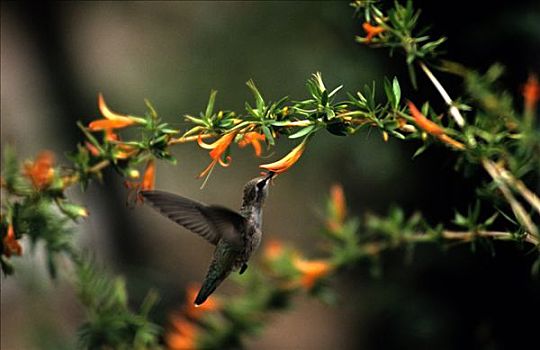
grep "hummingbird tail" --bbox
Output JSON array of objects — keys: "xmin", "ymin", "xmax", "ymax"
[{"xmin": 194, "ymin": 273, "xmax": 227, "ymax": 306}]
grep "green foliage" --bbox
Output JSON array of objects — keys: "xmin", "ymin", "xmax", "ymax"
[
  {"xmin": 1, "ymin": 1, "xmax": 539, "ymax": 349},
  {"xmin": 75, "ymin": 258, "xmax": 161, "ymax": 350}
]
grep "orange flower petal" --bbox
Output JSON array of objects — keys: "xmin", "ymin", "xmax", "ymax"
[
  {"xmin": 3, "ymin": 224, "xmax": 22, "ymax": 257},
  {"xmin": 293, "ymin": 258, "xmax": 332, "ymax": 289},
  {"xmin": 197, "ymin": 131, "xmax": 238, "ymax": 178},
  {"xmin": 523, "ymin": 73, "xmax": 540, "ymax": 111},
  {"xmin": 87, "ymin": 94, "xmax": 140, "ymax": 131},
  {"xmin": 407, "ymin": 100, "xmax": 444, "ymax": 136},
  {"xmin": 24, "ymin": 151, "xmax": 55, "ymax": 190},
  {"xmin": 329, "ymin": 184, "xmax": 346, "ymax": 227},
  {"xmin": 165, "ymin": 316, "xmax": 197, "ymax": 350},
  {"xmin": 85, "ymin": 142, "xmax": 100, "ymax": 157},
  {"xmin": 362, "ymin": 22, "xmax": 386, "ymax": 43},
  {"xmin": 264, "ymin": 240, "xmax": 285, "ymax": 261},
  {"xmin": 105, "ymin": 129, "xmax": 120, "ymax": 142},
  {"xmin": 238, "ymin": 132, "xmax": 265, "ymax": 157},
  {"xmin": 141, "ymin": 159, "xmax": 156, "ymax": 191},
  {"xmin": 197, "ymin": 159, "xmax": 218, "ymax": 179},
  {"xmin": 98, "ymin": 93, "xmax": 128, "ymax": 121},
  {"xmin": 88, "ymin": 118, "xmax": 135, "ymax": 131},
  {"xmin": 438, "ymin": 134, "xmax": 465, "ymax": 150},
  {"xmin": 259, "ymin": 139, "xmax": 306, "ymax": 174}
]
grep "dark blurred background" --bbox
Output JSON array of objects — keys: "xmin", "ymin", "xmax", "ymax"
[{"xmin": 1, "ymin": 1, "xmax": 539, "ymax": 349}]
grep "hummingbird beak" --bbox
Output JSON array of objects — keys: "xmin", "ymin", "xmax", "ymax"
[
  {"xmin": 264, "ymin": 171, "xmax": 276, "ymax": 181},
  {"xmin": 257, "ymin": 171, "xmax": 276, "ymax": 191}
]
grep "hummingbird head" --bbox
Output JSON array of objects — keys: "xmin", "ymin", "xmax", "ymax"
[{"xmin": 241, "ymin": 172, "xmax": 275, "ymax": 208}]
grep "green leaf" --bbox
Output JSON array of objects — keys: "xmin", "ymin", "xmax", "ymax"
[
  {"xmin": 320, "ymin": 90, "xmax": 328, "ymax": 107},
  {"xmin": 383, "ymin": 78, "xmax": 395, "ymax": 108},
  {"xmin": 289, "ymin": 125, "xmax": 315, "ymax": 139},
  {"xmin": 144, "ymin": 99, "xmax": 158, "ymax": 119},
  {"xmin": 453, "ymin": 211, "xmax": 468, "ymax": 227},
  {"xmin": 412, "ymin": 144, "xmax": 428, "ymax": 159},
  {"xmin": 246, "ymin": 80, "xmax": 265, "ymax": 112},
  {"xmin": 407, "ymin": 63, "xmax": 418, "ymax": 89},
  {"xmin": 328, "ymin": 85, "xmax": 343, "ymax": 98},
  {"xmin": 392, "ymin": 77, "xmax": 401, "ymax": 107},
  {"xmin": 205, "ymin": 90, "xmax": 218, "ymax": 119},
  {"xmin": 262, "ymin": 125, "xmax": 275, "ymax": 145}
]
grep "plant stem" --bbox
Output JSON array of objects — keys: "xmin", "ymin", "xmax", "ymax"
[
  {"xmin": 419, "ymin": 61, "xmax": 465, "ymax": 127},
  {"xmin": 360, "ymin": 229, "xmax": 538, "ymax": 257},
  {"xmin": 168, "ymin": 134, "xmax": 213, "ymax": 145},
  {"xmin": 495, "ymin": 163, "xmax": 540, "ymax": 215},
  {"xmin": 482, "ymin": 159, "xmax": 539, "ymax": 238}
]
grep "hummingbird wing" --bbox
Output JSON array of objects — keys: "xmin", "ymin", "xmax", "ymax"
[{"xmin": 140, "ymin": 190, "xmax": 245, "ymax": 248}]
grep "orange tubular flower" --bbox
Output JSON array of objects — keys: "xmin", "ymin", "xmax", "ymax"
[
  {"xmin": 88, "ymin": 93, "xmax": 142, "ymax": 131},
  {"xmin": 407, "ymin": 101, "xmax": 444, "ymax": 136},
  {"xmin": 238, "ymin": 132, "xmax": 266, "ymax": 157},
  {"xmin": 24, "ymin": 150, "xmax": 55, "ymax": 190},
  {"xmin": 184, "ymin": 283, "xmax": 219, "ymax": 319},
  {"xmin": 293, "ymin": 257, "xmax": 333, "ymax": 290},
  {"xmin": 197, "ymin": 131, "xmax": 238, "ymax": 178},
  {"xmin": 408, "ymin": 100, "xmax": 465, "ymax": 150},
  {"xmin": 362, "ymin": 22, "xmax": 386, "ymax": 43},
  {"xmin": 165, "ymin": 316, "xmax": 198, "ymax": 350},
  {"xmin": 84, "ymin": 142, "xmax": 101, "ymax": 157},
  {"xmin": 141, "ymin": 159, "xmax": 156, "ymax": 191},
  {"xmin": 259, "ymin": 139, "xmax": 307, "ymax": 174},
  {"xmin": 523, "ymin": 73, "xmax": 540, "ymax": 111},
  {"xmin": 264, "ymin": 240, "xmax": 285, "ymax": 261},
  {"xmin": 3, "ymin": 224, "xmax": 22, "ymax": 257},
  {"xmin": 327, "ymin": 184, "xmax": 346, "ymax": 233},
  {"xmin": 125, "ymin": 159, "xmax": 156, "ymax": 204}
]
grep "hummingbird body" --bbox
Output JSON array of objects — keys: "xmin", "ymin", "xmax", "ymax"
[{"xmin": 141, "ymin": 173, "xmax": 274, "ymax": 305}]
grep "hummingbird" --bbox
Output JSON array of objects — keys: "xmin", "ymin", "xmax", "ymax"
[{"xmin": 141, "ymin": 171, "xmax": 275, "ymax": 306}]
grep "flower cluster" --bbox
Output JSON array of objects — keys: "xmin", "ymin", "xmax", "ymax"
[
  {"xmin": 165, "ymin": 284, "xmax": 220, "ymax": 350},
  {"xmin": 1, "ymin": 1, "xmax": 539, "ymax": 349}
]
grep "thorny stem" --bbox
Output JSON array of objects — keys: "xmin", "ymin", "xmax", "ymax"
[
  {"xmin": 419, "ymin": 61, "xmax": 465, "ymax": 127},
  {"xmin": 168, "ymin": 133, "xmax": 214, "ymax": 145},
  {"xmin": 482, "ymin": 159, "xmax": 539, "ymax": 238},
  {"xmin": 88, "ymin": 159, "xmax": 110, "ymax": 173},
  {"xmin": 360, "ymin": 230, "xmax": 539, "ymax": 257},
  {"xmin": 441, "ymin": 230, "xmax": 539, "ymax": 246},
  {"xmin": 495, "ymin": 165, "xmax": 540, "ymax": 215}
]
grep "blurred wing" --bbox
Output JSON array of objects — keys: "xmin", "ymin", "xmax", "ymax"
[{"xmin": 141, "ymin": 190, "xmax": 245, "ymax": 248}]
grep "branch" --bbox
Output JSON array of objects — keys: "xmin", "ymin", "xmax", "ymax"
[
  {"xmin": 419, "ymin": 61, "xmax": 465, "ymax": 127},
  {"xmin": 482, "ymin": 159, "xmax": 539, "ymax": 238}
]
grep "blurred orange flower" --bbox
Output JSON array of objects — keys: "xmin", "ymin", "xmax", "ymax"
[
  {"xmin": 259, "ymin": 139, "xmax": 307, "ymax": 174},
  {"xmin": 165, "ymin": 315, "xmax": 198, "ymax": 350},
  {"xmin": 523, "ymin": 73, "xmax": 539, "ymax": 111},
  {"xmin": 238, "ymin": 132, "xmax": 265, "ymax": 157},
  {"xmin": 293, "ymin": 257, "xmax": 333, "ymax": 290},
  {"xmin": 264, "ymin": 240, "xmax": 285, "ymax": 261},
  {"xmin": 3, "ymin": 224, "xmax": 22, "ymax": 257},
  {"xmin": 24, "ymin": 150, "xmax": 55, "ymax": 190},
  {"xmin": 113, "ymin": 145, "xmax": 138, "ymax": 160},
  {"xmin": 184, "ymin": 283, "xmax": 219, "ymax": 318},
  {"xmin": 125, "ymin": 159, "xmax": 156, "ymax": 204},
  {"xmin": 84, "ymin": 142, "xmax": 101, "ymax": 157},
  {"xmin": 327, "ymin": 184, "xmax": 346, "ymax": 233},
  {"xmin": 408, "ymin": 100, "xmax": 465, "ymax": 150},
  {"xmin": 362, "ymin": 22, "xmax": 386, "ymax": 43},
  {"xmin": 197, "ymin": 131, "xmax": 238, "ymax": 178},
  {"xmin": 88, "ymin": 93, "xmax": 143, "ymax": 131}
]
